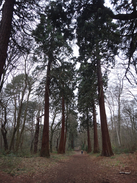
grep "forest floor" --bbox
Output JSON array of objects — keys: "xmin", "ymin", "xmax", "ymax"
[{"xmin": 0, "ymin": 151, "xmax": 137, "ymax": 183}]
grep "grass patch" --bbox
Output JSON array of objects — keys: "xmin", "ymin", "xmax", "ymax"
[
  {"xmin": 0, "ymin": 150, "xmax": 74, "ymax": 176},
  {"xmin": 0, "ymin": 156, "xmax": 22, "ymax": 176},
  {"xmin": 110, "ymin": 156, "xmax": 115, "ymax": 159},
  {"xmin": 112, "ymin": 146, "xmax": 135, "ymax": 154},
  {"xmin": 90, "ymin": 152, "xmax": 137, "ymax": 170}
]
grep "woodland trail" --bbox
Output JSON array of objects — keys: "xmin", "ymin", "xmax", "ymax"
[{"xmin": 0, "ymin": 151, "xmax": 137, "ymax": 183}]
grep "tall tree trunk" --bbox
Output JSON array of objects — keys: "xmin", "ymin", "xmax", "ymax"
[
  {"xmin": 40, "ymin": 60, "xmax": 51, "ymax": 158},
  {"xmin": 93, "ymin": 102, "xmax": 100, "ymax": 153},
  {"xmin": 0, "ymin": 0, "xmax": 15, "ymax": 82},
  {"xmin": 1, "ymin": 126, "xmax": 8, "ymax": 151},
  {"xmin": 16, "ymin": 90, "xmax": 31, "ymax": 152},
  {"xmin": 1, "ymin": 105, "xmax": 8, "ymax": 151},
  {"xmin": 87, "ymin": 122, "xmax": 92, "ymax": 153},
  {"xmin": 64, "ymin": 109, "xmax": 68, "ymax": 153},
  {"xmin": 87, "ymin": 125, "xmax": 92, "ymax": 153},
  {"xmin": 50, "ymin": 130, "xmax": 53, "ymax": 153},
  {"xmin": 58, "ymin": 96, "xmax": 65, "ymax": 154},
  {"xmin": 34, "ymin": 113, "xmax": 44, "ymax": 154},
  {"xmin": 87, "ymin": 111, "xmax": 92, "ymax": 153},
  {"xmin": 64, "ymin": 130, "xmax": 67, "ymax": 153},
  {"xmin": 9, "ymin": 85, "xmax": 27, "ymax": 152},
  {"xmin": 97, "ymin": 58, "xmax": 114, "ymax": 156},
  {"xmin": 9, "ymin": 127, "xmax": 17, "ymax": 152},
  {"xmin": 50, "ymin": 110, "xmax": 57, "ymax": 153}
]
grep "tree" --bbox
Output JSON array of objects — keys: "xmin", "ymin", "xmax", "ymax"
[
  {"xmin": 106, "ymin": 68, "xmax": 137, "ymax": 150},
  {"xmin": 19, "ymin": 100, "xmax": 38, "ymax": 153},
  {"xmin": 113, "ymin": 76, "xmax": 124, "ymax": 146},
  {"xmin": 33, "ymin": 1, "xmax": 74, "ymax": 157},
  {"xmin": 4, "ymin": 73, "xmax": 33, "ymax": 152},
  {"xmin": 96, "ymin": 55, "xmax": 113, "ymax": 156},
  {"xmin": 1, "ymin": 0, "xmax": 137, "ymax": 92},
  {"xmin": 34, "ymin": 111, "xmax": 44, "ymax": 154},
  {"xmin": 0, "ymin": 98, "xmax": 9, "ymax": 151},
  {"xmin": 0, "ymin": 0, "xmax": 15, "ymax": 82},
  {"xmin": 67, "ymin": 111, "xmax": 78, "ymax": 150},
  {"xmin": 50, "ymin": 61, "xmax": 76, "ymax": 154},
  {"xmin": 122, "ymin": 100, "xmax": 137, "ymax": 148},
  {"xmin": 49, "ymin": 107, "xmax": 61, "ymax": 153},
  {"xmin": 76, "ymin": 2, "xmax": 121, "ymax": 156},
  {"xmin": 0, "ymin": 0, "xmax": 41, "ymax": 88},
  {"xmin": 109, "ymin": 0, "xmax": 137, "ymax": 77},
  {"xmin": 77, "ymin": 63, "xmax": 98, "ymax": 153}
]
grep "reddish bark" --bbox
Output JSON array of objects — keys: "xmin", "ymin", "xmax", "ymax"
[
  {"xmin": 64, "ymin": 128, "xmax": 67, "ymax": 153},
  {"xmin": 0, "ymin": 0, "xmax": 15, "ymax": 81},
  {"xmin": 93, "ymin": 102, "xmax": 100, "ymax": 153},
  {"xmin": 58, "ymin": 96, "xmax": 65, "ymax": 154},
  {"xmin": 64, "ymin": 111, "xmax": 68, "ymax": 153},
  {"xmin": 40, "ymin": 60, "xmax": 51, "ymax": 158},
  {"xmin": 87, "ymin": 121, "xmax": 92, "ymax": 153},
  {"xmin": 97, "ymin": 58, "xmax": 114, "ymax": 156}
]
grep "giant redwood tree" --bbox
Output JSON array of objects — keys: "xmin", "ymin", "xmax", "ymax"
[
  {"xmin": 96, "ymin": 56, "xmax": 114, "ymax": 156},
  {"xmin": 33, "ymin": 1, "xmax": 74, "ymax": 157},
  {"xmin": 50, "ymin": 62, "xmax": 76, "ymax": 154},
  {"xmin": 77, "ymin": 63, "xmax": 97, "ymax": 153},
  {"xmin": 76, "ymin": 1, "xmax": 120, "ymax": 156}
]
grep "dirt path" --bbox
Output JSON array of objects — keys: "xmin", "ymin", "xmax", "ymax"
[{"xmin": 0, "ymin": 151, "xmax": 137, "ymax": 183}]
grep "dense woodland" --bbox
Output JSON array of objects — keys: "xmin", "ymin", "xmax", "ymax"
[{"xmin": 0, "ymin": 0, "xmax": 137, "ymax": 158}]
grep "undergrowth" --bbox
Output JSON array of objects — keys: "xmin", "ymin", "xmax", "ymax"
[{"xmin": 0, "ymin": 150, "xmax": 74, "ymax": 176}]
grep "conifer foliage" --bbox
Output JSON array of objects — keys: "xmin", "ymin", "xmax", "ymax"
[{"xmin": 32, "ymin": 1, "xmax": 74, "ymax": 157}]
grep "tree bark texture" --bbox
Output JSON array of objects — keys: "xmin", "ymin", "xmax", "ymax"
[
  {"xmin": 40, "ymin": 60, "xmax": 51, "ymax": 158},
  {"xmin": 50, "ymin": 131, "xmax": 53, "ymax": 153},
  {"xmin": 1, "ymin": 123, "xmax": 8, "ymax": 151},
  {"xmin": 64, "ymin": 112, "xmax": 68, "ymax": 153},
  {"xmin": 64, "ymin": 130, "xmax": 67, "ymax": 153},
  {"xmin": 87, "ymin": 121, "xmax": 92, "ymax": 153},
  {"xmin": 1, "ymin": 105, "xmax": 8, "ymax": 151},
  {"xmin": 0, "ymin": 0, "xmax": 15, "ymax": 82},
  {"xmin": 93, "ymin": 102, "xmax": 100, "ymax": 153},
  {"xmin": 58, "ymin": 96, "xmax": 65, "ymax": 154},
  {"xmin": 97, "ymin": 58, "xmax": 114, "ymax": 156}
]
